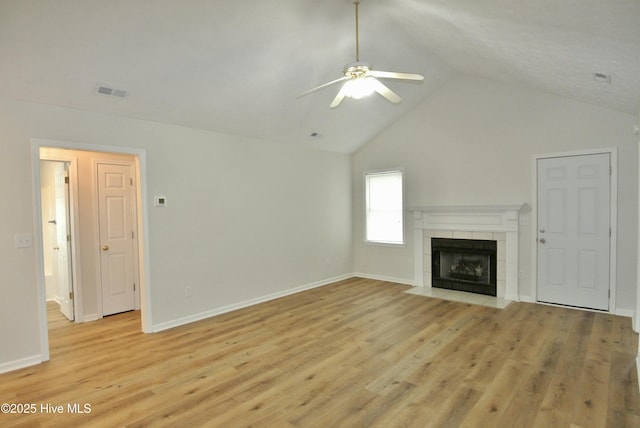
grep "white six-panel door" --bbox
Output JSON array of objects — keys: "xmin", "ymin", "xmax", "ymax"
[
  {"xmin": 537, "ymin": 153, "xmax": 610, "ymax": 310},
  {"xmin": 97, "ymin": 163, "xmax": 136, "ymax": 316}
]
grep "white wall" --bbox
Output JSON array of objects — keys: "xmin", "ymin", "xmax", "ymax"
[
  {"xmin": 353, "ymin": 74, "xmax": 638, "ymax": 311},
  {"xmin": 0, "ymin": 97, "xmax": 352, "ymax": 370}
]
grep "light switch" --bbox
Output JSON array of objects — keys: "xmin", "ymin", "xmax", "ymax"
[{"xmin": 15, "ymin": 233, "xmax": 33, "ymax": 248}]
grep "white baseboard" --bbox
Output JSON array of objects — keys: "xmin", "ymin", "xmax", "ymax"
[
  {"xmin": 637, "ymin": 357, "xmax": 640, "ymax": 394},
  {"xmin": 0, "ymin": 355, "xmax": 42, "ymax": 374},
  {"xmin": 150, "ymin": 273, "xmax": 354, "ymax": 333},
  {"xmin": 352, "ymin": 272, "xmax": 415, "ymax": 286},
  {"xmin": 82, "ymin": 313, "xmax": 99, "ymax": 322},
  {"xmin": 614, "ymin": 308, "xmax": 634, "ymax": 318},
  {"xmin": 505, "ymin": 293, "xmax": 520, "ymax": 302}
]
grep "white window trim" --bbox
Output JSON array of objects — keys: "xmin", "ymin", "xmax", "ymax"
[{"xmin": 363, "ymin": 168, "xmax": 405, "ymax": 246}]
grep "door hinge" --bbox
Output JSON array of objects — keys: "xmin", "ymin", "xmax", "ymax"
[
  {"xmin": 67, "ymin": 234, "xmax": 71, "ymax": 242},
  {"xmin": 65, "ymin": 176, "xmax": 69, "ymax": 184},
  {"xmin": 130, "ymin": 178, "xmax": 133, "ymax": 186},
  {"xmin": 132, "ymin": 231, "xmax": 135, "ymax": 239},
  {"xmin": 133, "ymin": 283, "xmax": 136, "ymax": 291},
  {"xmin": 69, "ymin": 291, "xmax": 74, "ymax": 300}
]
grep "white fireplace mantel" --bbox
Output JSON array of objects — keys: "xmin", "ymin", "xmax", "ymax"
[{"xmin": 409, "ymin": 204, "xmax": 524, "ymax": 302}]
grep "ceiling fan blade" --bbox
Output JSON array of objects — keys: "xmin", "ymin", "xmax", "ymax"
[
  {"xmin": 368, "ymin": 70, "xmax": 424, "ymax": 81},
  {"xmin": 329, "ymin": 82, "xmax": 350, "ymax": 108},
  {"xmin": 297, "ymin": 76, "xmax": 349, "ymax": 98},
  {"xmin": 370, "ymin": 78, "xmax": 401, "ymax": 104}
]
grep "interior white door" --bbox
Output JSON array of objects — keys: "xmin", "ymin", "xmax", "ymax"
[
  {"xmin": 98, "ymin": 163, "xmax": 136, "ymax": 316},
  {"xmin": 55, "ymin": 162, "xmax": 74, "ymax": 321},
  {"xmin": 537, "ymin": 153, "xmax": 610, "ymax": 310}
]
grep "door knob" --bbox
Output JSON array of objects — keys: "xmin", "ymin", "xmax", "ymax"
[
  {"xmin": 538, "ymin": 238, "xmax": 546, "ymax": 244},
  {"xmin": 539, "ymin": 228, "xmax": 545, "ymax": 233},
  {"xmin": 102, "ymin": 245, "xmax": 109, "ymax": 251}
]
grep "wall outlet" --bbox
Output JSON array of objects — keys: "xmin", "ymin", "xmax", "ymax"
[
  {"xmin": 185, "ymin": 286, "xmax": 192, "ymax": 297},
  {"xmin": 518, "ymin": 270, "xmax": 525, "ymax": 279}
]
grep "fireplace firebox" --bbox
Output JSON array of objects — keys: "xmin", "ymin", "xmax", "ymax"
[{"xmin": 431, "ymin": 238, "xmax": 497, "ymax": 296}]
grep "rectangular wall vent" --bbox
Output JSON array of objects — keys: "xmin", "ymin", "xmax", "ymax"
[
  {"xmin": 593, "ymin": 72, "xmax": 611, "ymax": 84},
  {"xmin": 95, "ymin": 84, "xmax": 128, "ymax": 98}
]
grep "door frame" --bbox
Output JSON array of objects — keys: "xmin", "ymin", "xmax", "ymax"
[
  {"xmin": 637, "ymin": 140, "xmax": 640, "ymax": 334},
  {"xmin": 38, "ymin": 156, "xmax": 82, "ymax": 323},
  {"xmin": 530, "ymin": 147, "xmax": 617, "ymax": 313},
  {"xmin": 31, "ymin": 138, "xmax": 152, "ymax": 362}
]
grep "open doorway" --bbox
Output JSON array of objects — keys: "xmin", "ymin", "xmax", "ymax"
[
  {"xmin": 32, "ymin": 139, "xmax": 151, "ymax": 362},
  {"xmin": 39, "ymin": 160, "xmax": 75, "ymax": 322}
]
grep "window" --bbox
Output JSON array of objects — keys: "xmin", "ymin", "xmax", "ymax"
[{"xmin": 365, "ymin": 170, "xmax": 403, "ymax": 245}]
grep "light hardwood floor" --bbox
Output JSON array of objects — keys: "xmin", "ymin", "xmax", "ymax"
[{"xmin": 1, "ymin": 278, "xmax": 639, "ymax": 427}]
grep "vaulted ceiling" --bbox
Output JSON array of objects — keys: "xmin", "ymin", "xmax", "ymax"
[{"xmin": 1, "ymin": 0, "xmax": 638, "ymax": 153}]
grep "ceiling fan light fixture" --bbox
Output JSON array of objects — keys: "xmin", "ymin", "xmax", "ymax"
[
  {"xmin": 297, "ymin": 0, "xmax": 423, "ymax": 108},
  {"xmin": 343, "ymin": 77, "xmax": 376, "ymax": 99}
]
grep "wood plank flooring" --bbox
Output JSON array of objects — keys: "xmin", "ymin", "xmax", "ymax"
[{"xmin": 1, "ymin": 277, "xmax": 639, "ymax": 427}]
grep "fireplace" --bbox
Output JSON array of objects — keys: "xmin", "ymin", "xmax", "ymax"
[
  {"xmin": 431, "ymin": 238, "xmax": 497, "ymax": 296},
  {"xmin": 409, "ymin": 204, "xmax": 523, "ymax": 302}
]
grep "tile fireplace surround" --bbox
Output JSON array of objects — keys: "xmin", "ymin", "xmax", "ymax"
[{"xmin": 409, "ymin": 205, "xmax": 524, "ymax": 302}]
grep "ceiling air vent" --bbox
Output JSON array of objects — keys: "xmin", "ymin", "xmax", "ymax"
[
  {"xmin": 593, "ymin": 72, "xmax": 611, "ymax": 84},
  {"xmin": 94, "ymin": 84, "xmax": 128, "ymax": 98}
]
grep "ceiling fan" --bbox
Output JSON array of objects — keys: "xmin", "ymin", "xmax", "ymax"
[{"xmin": 298, "ymin": 0, "xmax": 424, "ymax": 108}]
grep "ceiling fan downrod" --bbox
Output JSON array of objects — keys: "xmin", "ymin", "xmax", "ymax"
[
  {"xmin": 354, "ymin": 0, "xmax": 360, "ymax": 62},
  {"xmin": 297, "ymin": 0, "xmax": 424, "ymax": 108}
]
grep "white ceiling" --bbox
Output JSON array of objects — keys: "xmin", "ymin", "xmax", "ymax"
[{"xmin": 1, "ymin": 0, "xmax": 638, "ymax": 153}]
